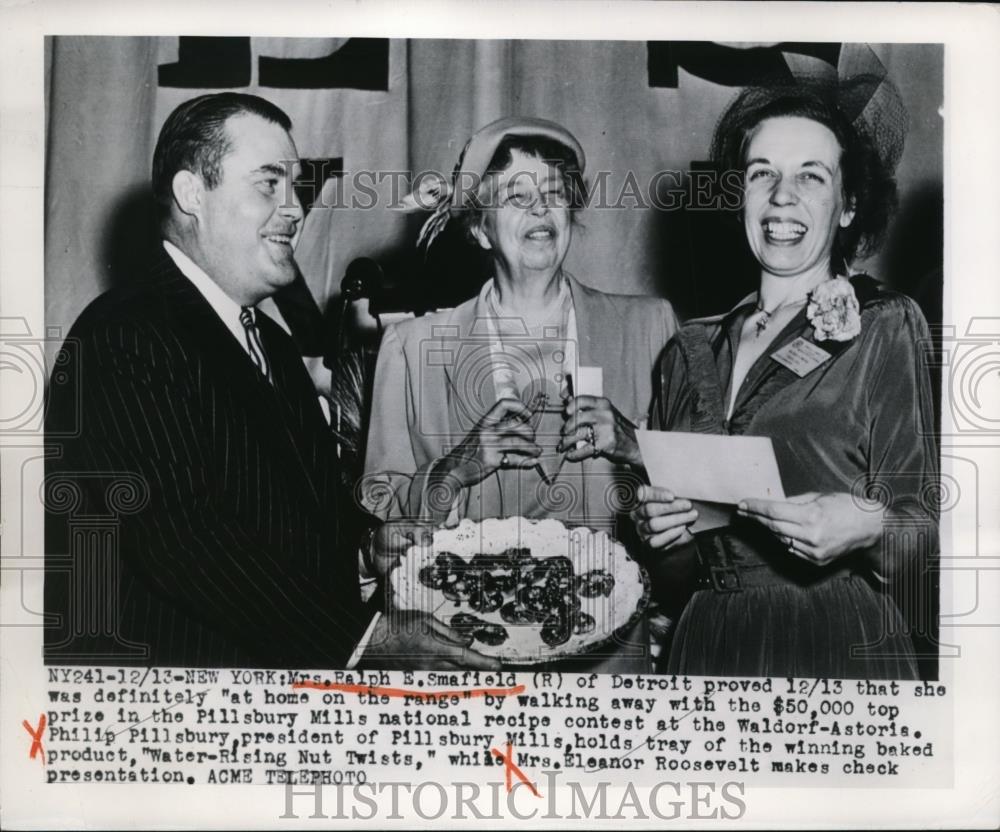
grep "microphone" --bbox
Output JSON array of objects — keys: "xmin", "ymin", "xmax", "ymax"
[{"xmin": 342, "ymin": 257, "xmax": 383, "ymax": 301}]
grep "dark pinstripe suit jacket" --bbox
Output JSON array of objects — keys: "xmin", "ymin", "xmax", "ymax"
[{"xmin": 45, "ymin": 248, "xmax": 370, "ymax": 668}]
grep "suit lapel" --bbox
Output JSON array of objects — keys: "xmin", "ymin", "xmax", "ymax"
[
  {"xmin": 148, "ymin": 250, "xmax": 274, "ymax": 395},
  {"xmin": 147, "ymin": 249, "xmax": 326, "ymax": 509},
  {"xmin": 256, "ymin": 314, "xmax": 326, "ymax": 507}
]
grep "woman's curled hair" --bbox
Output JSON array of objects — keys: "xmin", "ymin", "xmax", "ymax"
[{"xmin": 711, "ymin": 75, "xmax": 906, "ymax": 267}]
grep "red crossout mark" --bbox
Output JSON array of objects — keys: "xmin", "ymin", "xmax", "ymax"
[
  {"xmin": 23, "ymin": 714, "xmax": 46, "ymax": 764},
  {"xmin": 491, "ymin": 742, "xmax": 540, "ymax": 797}
]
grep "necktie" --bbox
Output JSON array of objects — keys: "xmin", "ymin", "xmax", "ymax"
[{"xmin": 239, "ymin": 306, "xmax": 272, "ymax": 383}]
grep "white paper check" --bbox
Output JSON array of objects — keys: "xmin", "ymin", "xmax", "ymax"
[{"xmin": 636, "ymin": 429, "xmax": 786, "ymax": 532}]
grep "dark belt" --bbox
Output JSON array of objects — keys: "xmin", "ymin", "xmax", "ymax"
[{"xmin": 693, "ymin": 528, "xmax": 854, "ymax": 593}]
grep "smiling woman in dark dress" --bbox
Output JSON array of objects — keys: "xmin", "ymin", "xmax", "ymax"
[{"xmin": 631, "ymin": 75, "xmax": 938, "ymax": 680}]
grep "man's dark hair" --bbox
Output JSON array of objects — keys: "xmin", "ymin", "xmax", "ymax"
[{"xmin": 152, "ymin": 92, "xmax": 293, "ymax": 216}]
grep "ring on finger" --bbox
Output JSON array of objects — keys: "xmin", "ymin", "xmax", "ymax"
[
  {"xmin": 500, "ymin": 452, "xmax": 510, "ymax": 469},
  {"xmin": 585, "ymin": 424, "xmax": 597, "ymax": 449}
]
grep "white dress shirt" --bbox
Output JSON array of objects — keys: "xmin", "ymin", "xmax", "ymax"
[{"xmin": 163, "ymin": 240, "xmax": 253, "ymax": 355}]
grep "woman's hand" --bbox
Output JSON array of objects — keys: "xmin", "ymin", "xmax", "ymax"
[
  {"xmin": 737, "ymin": 492, "xmax": 884, "ymax": 566},
  {"xmin": 559, "ymin": 395, "xmax": 642, "ymax": 466},
  {"xmin": 438, "ymin": 398, "xmax": 542, "ymax": 488},
  {"xmin": 631, "ymin": 485, "xmax": 700, "ymax": 551}
]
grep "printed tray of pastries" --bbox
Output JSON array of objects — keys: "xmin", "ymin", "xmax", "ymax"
[{"xmin": 391, "ymin": 517, "xmax": 650, "ymax": 664}]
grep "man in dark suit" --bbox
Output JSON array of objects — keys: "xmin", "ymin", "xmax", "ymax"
[{"xmin": 45, "ymin": 93, "xmax": 493, "ymax": 669}]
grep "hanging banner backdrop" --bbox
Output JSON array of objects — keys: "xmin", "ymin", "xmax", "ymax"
[{"xmin": 44, "ymin": 38, "xmax": 942, "ymax": 347}]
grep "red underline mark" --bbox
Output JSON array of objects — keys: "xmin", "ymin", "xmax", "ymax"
[
  {"xmin": 292, "ymin": 681, "xmax": 525, "ymax": 700},
  {"xmin": 491, "ymin": 742, "xmax": 541, "ymax": 797},
  {"xmin": 23, "ymin": 714, "xmax": 46, "ymax": 765}
]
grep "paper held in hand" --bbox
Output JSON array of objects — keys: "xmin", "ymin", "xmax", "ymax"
[
  {"xmin": 573, "ymin": 366, "xmax": 603, "ymax": 397},
  {"xmin": 636, "ymin": 429, "xmax": 786, "ymax": 532},
  {"xmin": 566, "ymin": 366, "xmax": 604, "ymax": 455}
]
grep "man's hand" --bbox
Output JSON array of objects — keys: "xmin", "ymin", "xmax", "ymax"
[
  {"xmin": 362, "ymin": 610, "xmax": 501, "ymax": 670},
  {"xmin": 737, "ymin": 492, "xmax": 884, "ymax": 566},
  {"xmin": 368, "ymin": 520, "xmax": 435, "ymax": 578}
]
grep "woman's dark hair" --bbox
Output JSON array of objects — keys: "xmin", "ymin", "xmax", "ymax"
[
  {"xmin": 152, "ymin": 92, "xmax": 293, "ymax": 220},
  {"xmin": 711, "ymin": 76, "xmax": 903, "ymax": 267},
  {"xmin": 460, "ymin": 134, "xmax": 588, "ymax": 242}
]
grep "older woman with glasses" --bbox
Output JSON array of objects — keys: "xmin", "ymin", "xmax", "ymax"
[{"xmin": 362, "ymin": 117, "xmax": 677, "ymax": 671}]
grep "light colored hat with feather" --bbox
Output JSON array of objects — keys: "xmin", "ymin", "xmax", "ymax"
[{"xmin": 399, "ymin": 116, "xmax": 586, "ymax": 251}]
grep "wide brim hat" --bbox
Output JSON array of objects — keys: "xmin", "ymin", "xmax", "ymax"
[
  {"xmin": 402, "ymin": 116, "xmax": 586, "ymax": 250},
  {"xmin": 711, "ymin": 43, "xmax": 909, "ymax": 177}
]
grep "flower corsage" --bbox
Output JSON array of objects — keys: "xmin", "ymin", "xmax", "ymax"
[{"xmin": 807, "ymin": 277, "xmax": 862, "ymax": 342}]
